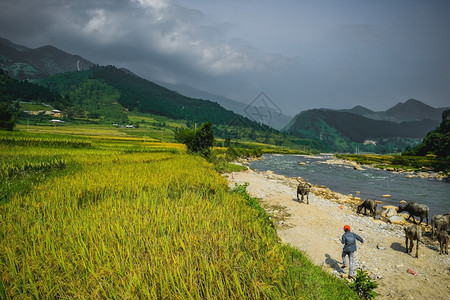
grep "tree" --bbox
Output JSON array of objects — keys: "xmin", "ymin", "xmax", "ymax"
[
  {"xmin": 224, "ymin": 137, "xmax": 231, "ymax": 147},
  {"xmin": 191, "ymin": 122, "xmax": 214, "ymax": 157},
  {"xmin": 0, "ymin": 103, "xmax": 18, "ymax": 131},
  {"xmin": 175, "ymin": 122, "xmax": 214, "ymax": 157}
]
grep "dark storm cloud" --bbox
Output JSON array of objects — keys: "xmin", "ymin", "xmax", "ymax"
[
  {"xmin": 0, "ymin": 0, "xmax": 449, "ymax": 114},
  {"xmin": 0, "ymin": 0, "xmax": 281, "ymax": 76}
]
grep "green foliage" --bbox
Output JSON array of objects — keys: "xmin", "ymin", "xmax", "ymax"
[
  {"xmin": 0, "ymin": 277, "xmax": 6, "ymax": 300},
  {"xmin": 403, "ymin": 118, "xmax": 450, "ymax": 157},
  {"xmin": 174, "ymin": 127, "xmax": 195, "ymax": 144},
  {"xmin": 208, "ymin": 146, "xmax": 261, "ymax": 173},
  {"xmin": 336, "ymin": 153, "xmax": 450, "ymax": 173},
  {"xmin": 0, "ymin": 103, "xmax": 18, "ymax": 131},
  {"xmin": 0, "ymin": 69, "xmax": 66, "ymax": 109},
  {"xmin": 175, "ymin": 122, "xmax": 214, "ymax": 157},
  {"xmin": 88, "ymin": 65, "xmax": 262, "ymax": 128},
  {"xmin": 34, "ymin": 66, "xmax": 314, "ymax": 150},
  {"xmin": 0, "ymin": 65, "xmax": 318, "ymax": 150},
  {"xmin": 349, "ymin": 270, "xmax": 378, "ymax": 299},
  {"xmin": 191, "ymin": 122, "xmax": 214, "ymax": 157},
  {"xmin": 37, "ymin": 70, "xmax": 128, "ymax": 123},
  {"xmin": 286, "ymin": 109, "xmax": 440, "ymax": 153},
  {"xmin": 1, "ymin": 61, "xmax": 45, "ymax": 80},
  {"xmin": 283, "ymin": 245, "xmax": 359, "ymax": 299},
  {"xmin": 226, "ymin": 146, "xmax": 262, "ymax": 160}
]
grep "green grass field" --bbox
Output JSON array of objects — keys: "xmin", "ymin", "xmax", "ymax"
[{"xmin": 0, "ymin": 128, "xmax": 358, "ymax": 299}]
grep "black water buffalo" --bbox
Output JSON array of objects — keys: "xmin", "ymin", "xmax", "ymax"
[
  {"xmin": 437, "ymin": 230, "xmax": 449, "ymax": 255},
  {"xmin": 431, "ymin": 213, "xmax": 450, "ymax": 238},
  {"xmin": 357, "ymin": 199, "xmax": 377, "ymax": 218},
  {"xmin": 404, "ymin": 224, "xmax": 422, "ymax": 258},
  {"xmin": 398, "ymin": 202, "xmax": 429, "ymax": 225},
  {"xmin": 297, "ymin": 182, "xmax": 311, "ymax": 204}
]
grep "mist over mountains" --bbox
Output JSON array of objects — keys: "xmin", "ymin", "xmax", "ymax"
[
  {"xmin": 155, "ymin": 81, "xmax": 293, "ymax": 130},
  {"xmin": 1, "ymin": 36, "xmax": 448, "ymax": 153}
]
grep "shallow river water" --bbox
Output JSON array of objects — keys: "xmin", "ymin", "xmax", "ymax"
[{"xmin": 250, "ymin": 154, "xmax": 449, "ymax": 218}]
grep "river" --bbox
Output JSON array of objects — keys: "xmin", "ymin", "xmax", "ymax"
[{"xmin": 249, "ymin": 154, "xmax": 449, "ymax": 218}]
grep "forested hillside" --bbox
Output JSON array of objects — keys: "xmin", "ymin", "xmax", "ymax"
[
  {"xmin": 0, "ymin": 67, "xmax": 315, "ymax": 150},
  {"xmin": 284, "ymin": 109, "xmax": 439, "ymax": 153},
  {"xmin": 0, "ymin": 69, "xmax": 68, "ymax": 130},
  {"xmin": 0, "ymin": 38, "xmax": 93, "ymax": 80},
  {"xmin": 0, "ymin": 69, "xmax": 65, "ymax": 107},
  {"xmin": 403, "ymin": 112, "xmax": 450, "ymax": 157},
  {"xmin": 38, "ymin": 65, "xmax": 266, "ymax": 129}
]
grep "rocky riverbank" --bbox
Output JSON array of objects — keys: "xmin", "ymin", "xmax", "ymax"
[
  {"xmin": 321, "ymin": 156, "xmax": 449, "ymax": 181},
  {"xmin": 224, "ymin": 169, "xmax": 450, "ymax": 299}
]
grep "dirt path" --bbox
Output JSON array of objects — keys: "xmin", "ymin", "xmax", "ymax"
[{"xmin": 225, "ymin": 169, "xmax": 450, "ymax": 299}]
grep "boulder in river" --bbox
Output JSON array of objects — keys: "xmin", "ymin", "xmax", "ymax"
[
  {"xmin": 385, "ymin": 208, "xmax": 398, "ymax": 218},
  {"xmin": 382, "ymin": 205, "xmax": 398, "ymax": 211},
  {"xmin": 389, "ymin": 215, "xmax": 404, "ymax": 224}
]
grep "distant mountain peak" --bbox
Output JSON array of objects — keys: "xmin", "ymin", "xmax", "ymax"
[
  {"xmin": 389, "ymin": 99, "xmax": 433, "ymax": 110},
  {"xmin": 30, "ymin": 45, "xmax": 78, "ymax": 57},
  {"xmin": 385, "ymin": 99, "xmax": 437, "ymax": 121},
  {"xmin": 405, "ymin": 98, "xmax": 427, "ymax": 105},
  {"xmin": 0, "ymin": 37, "xmax": 94, "ymax": 78},
  {"xmin": 350, "ymin": 105, "xmax": 374, "ymax": 113}
]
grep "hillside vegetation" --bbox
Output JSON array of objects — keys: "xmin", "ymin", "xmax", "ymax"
[
  {"xmin": 0, "ymin": 38, "xmax": 93, "ymax": 79},
  {"xmin": 37, "ymin": 65, "xmax": 263, "ymax": 127},
  {"xmin": 0, "ymin": 130, "xmax": 358, "ymax": 299},
  {"xmin": 285, "ymin": 108, "xmax": 440, "ymax": 153},
  {"xmin": 11, "ymin": 65, "xmax": 313, "ymax": 151},
  {"xmin": 403, "ymin": 117, "xmax": 450, "ymax": 158},
  {"xmin": 336, "ymin": 115, "xmax": 450, "ymax": 173}
]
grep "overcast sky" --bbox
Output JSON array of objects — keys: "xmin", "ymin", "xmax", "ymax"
[{"xmin": 1, "ymin": 0, "xmax": 449, "ymax": 116}]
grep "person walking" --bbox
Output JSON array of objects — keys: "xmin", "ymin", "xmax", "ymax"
[{"xmin": 341, "ymin": 225, "xmax": 364, "ymax": 278}]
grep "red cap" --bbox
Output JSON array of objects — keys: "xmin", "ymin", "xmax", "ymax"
[{"xmin": 344, "ymin": 225, "xmax": 351, "ymax": 231}]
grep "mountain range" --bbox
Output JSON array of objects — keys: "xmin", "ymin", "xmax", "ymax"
[
  {"xmin": 284, "ymin": 100, "xmax": 448, "ymax": 153},
  {"xmin": 1, "ymin": 37, "xmax": 448, "ymax": 153},
  {"xmin": 155, "ymin": 81, "xmax": 293, "ymax": 130},
  {"xmin": 0, "ymin": 37, "xmax": 291, "ymax": 129},
  {"xmin": 0, "ymin": 37, "xmax": 93, "ymax": 80},
  {"xmin": 339, "ymin": 99, "xmax": 446, "ymax": 123}
]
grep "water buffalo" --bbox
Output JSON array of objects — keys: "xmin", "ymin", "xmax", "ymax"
[
  {"xmin": 398, "ymin": 202, "xmax": 429, "ymax": 225},
  {"xmin": 404, "ymin": 224, "xmax": 422, "ymax": 258},
  {"xmin": 431, "ymin": 213, "xmax": 450, "ymax": 238},
  {"xmin": 437, "ymin": 229, "xmax": 449, "ymax": 255},
  {"xmin": 297, "ymin": 182, "xmax": 311, "ymax": 204},
  {"xmin": 357, "ymin": 199, "xmax": 377, "ymax": 218}
]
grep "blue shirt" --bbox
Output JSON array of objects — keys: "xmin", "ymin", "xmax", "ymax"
[{"xmin": 341, "ymin": 231, "xmax": 364, "ymax": 252}]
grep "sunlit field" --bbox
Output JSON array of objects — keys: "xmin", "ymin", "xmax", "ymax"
[{"xmin": 0, "ymin": 129, "xmax": 357, "ymax": 299}]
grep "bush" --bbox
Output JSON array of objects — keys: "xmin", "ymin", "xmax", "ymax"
[{"xmin": 349, "ymin": 270, "xmax": 378, "ymax": 299}]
